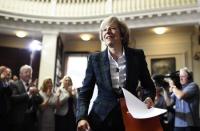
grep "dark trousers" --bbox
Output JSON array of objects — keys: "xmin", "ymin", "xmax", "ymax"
[
  {"xmin": 10, "ymin": 113, "xmax": 38, "ymax": 131},
  {"xmin": 10, "ymin": 121, "xmax": 38, "ymax": 131},
  {"xmin": 89, "ymin": 104, "xmax": 125, "ymax": 131},
  {"xmin": 0, "ymin": 115, "xmax": 10, "ymax": 131},
  {"xmin": 174, "ymin": 126, "xmax": 199, "ymax": 131},
  {"xmin": 55, "ymin": 112, "xmax": 76, "ymax": 131}
]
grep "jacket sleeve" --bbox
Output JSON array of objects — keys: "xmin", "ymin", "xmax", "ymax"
[
  {"xmin": 76, "ymin": 54, "xmax": 96, "ymax": 122},
  {"xmin": 138, "ymin": 50, "xmax": 156, "ymax": 101},
  {"xmin": 10, "ymin": 83, "xmax": 29, "ymax": 104}
]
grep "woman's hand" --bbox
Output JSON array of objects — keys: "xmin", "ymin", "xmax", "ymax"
[
  {"xmin": 46, "ymin": 88, "xmax": 52, "ymax": 97},
  {"xmin": 77, "ymin": 119, "xmax": 91, "ymax": 131},
  {"xmin": 144, "ymin": 97, "xmax": 154, "ymax": 109}
]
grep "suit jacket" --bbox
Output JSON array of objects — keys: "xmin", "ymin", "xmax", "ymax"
[
  {"xmin": 76, "ymin": 47, "xmax": 155, "ymax": 122},
  {"xmin": 10, "ymin": 80, "xmax": 43, "ymax": 124},
  {"xmin": 0, "ymin": 80, "xmax": 12, "ymax": 117}
]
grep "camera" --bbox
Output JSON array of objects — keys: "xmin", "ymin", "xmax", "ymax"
[{"xmin": 152, "ymin": 71, "xmax": 181, "ymax": 89}]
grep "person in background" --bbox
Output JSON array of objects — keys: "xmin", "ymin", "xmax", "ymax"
[
  {"xmin": 152, "ymin": 74, "xmax": 174, "ymax": 131},
  {"xmin": 55, "ymin": 76, "xmax": 77, "ymax": 131},
  {"xmin": 33, "ymin": 78, "xmax": 39, "ymax": 87},
  {"xmin": 6, "ymin": 67, "xmax": 12, "ymax": 82},
  {"xmin": 154, "ymin": 86, "xmax": 171, "ymax": 131},
  {"xmin": 136, "ymin": 85, "xmax": 145, "ymax": 100},
  {"xmin": 76, "ymin": 16, "xmax": 155, "ymax": 131},
  {"xmin": 12, "ymin": 75, "xmax": 19, "ymax": 82},
  {"xmin": 10, "ymin": 64, "xmax": 43, "ymax": 131},
  {"xmin": 39, "ymin": 78, "xmax": 58, "ymax": 131},
  {"xmin": 163, "ymin": 67, "xmax": 200, "ymax": 131},
  {"xmin": 0, "ymin": 66, "xmax": 12, "ymax": 131}
]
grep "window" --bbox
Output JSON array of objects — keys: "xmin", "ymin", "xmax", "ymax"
[{"xmin": 65, "ymin": 53, "xmax": 88, "ymax": 88}]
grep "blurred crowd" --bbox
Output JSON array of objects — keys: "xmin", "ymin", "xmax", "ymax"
[
  {"xmin": 0, "ymin": 64, "xmax": 199, "ymax": 131},
  {"xmin": 0, "ymin": 65, "xmax": 77, "ymax": 131}
]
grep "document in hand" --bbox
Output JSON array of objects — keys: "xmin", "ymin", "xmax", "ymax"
[{"xmin": 122, "ymin": 88, "xmax": 167, "ymax": 119}]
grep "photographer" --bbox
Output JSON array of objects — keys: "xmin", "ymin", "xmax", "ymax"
[
  {"xmin": 163, "ymin": 67, "xmax": 200, "ymax": 131},
  {"xmin": 152, "ymin": 74, "xmax": 175, "ymax": 131}
]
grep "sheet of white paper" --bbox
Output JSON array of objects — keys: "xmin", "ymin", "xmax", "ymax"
[{"xmin": 122, "ymin": 88, "xmax": 167, "ymax": 119}]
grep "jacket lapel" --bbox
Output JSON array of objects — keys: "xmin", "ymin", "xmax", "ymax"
[
  {"xmin": 100, "ymin": 49, "xmax": 112, "ymax": 89},
  {"xmin": 18, "ymin": 80, "xmax": 26, "ymax": 93},
  {"xmin": 124, "ymin": 47, "xmax": 137, "ymax": 90}
]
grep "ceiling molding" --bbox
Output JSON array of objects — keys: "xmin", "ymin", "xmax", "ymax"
[{"xmin": 0, "ymin": 6, "xmax": 200, "ymax": 36}]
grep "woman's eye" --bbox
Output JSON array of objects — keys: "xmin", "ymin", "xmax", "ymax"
[
  {"xmin": 102, "ymin": 28, "xmax": 107, "ymax": 32},
  {"xmin": 102, "ymin": 27, "xmax": 117, "ymax": 32}
]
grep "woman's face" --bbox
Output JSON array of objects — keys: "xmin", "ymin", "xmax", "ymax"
[
  {"xmin": 46, "ymin": 79, "xmax": 53, "ymax": 90},
  {"xmin": 63, "ymin": 77, "xmax": 71, "ymax": 88},
  {"xmin": 101, "ymin": 22, "xmax": 121, "ymax": 48}
]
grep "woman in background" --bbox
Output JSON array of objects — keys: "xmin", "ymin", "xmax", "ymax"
[
  {"xmin": 39, "ymin": 78, "xmax": 59, "ymax": 131},
  {"xmin": 55, "ymin": 76, "xmax": 77, "ymax": 131}
]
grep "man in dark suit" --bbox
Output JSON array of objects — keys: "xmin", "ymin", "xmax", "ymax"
[
  {"xmin": 0, "ymin": 66, "xmax": 12, "ymax": 131},
  {"xmin": 76, "ymin": 16, "xmax": 156, "ymax": 131},
  {"xmin": 10, "ymin": 65, "xmax": 43, "ymax": 131}
]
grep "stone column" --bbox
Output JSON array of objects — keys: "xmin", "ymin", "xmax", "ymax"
[{"xmin": 38, "ymin": 31, "xmax": 58, "ymax": 88}]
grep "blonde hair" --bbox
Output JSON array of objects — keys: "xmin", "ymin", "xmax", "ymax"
[
  {"xmin": 40, "ymin": 77, "xmax": 53, "ymax": 92},
  {"xmin": 59, "ymin": 75, "xmax": 73, "ymax": 88},
  {"xmin": 99, "ymin": 16, "xmax": 130, "ymax": 47}
]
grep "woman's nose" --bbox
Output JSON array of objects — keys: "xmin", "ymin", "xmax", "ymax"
[{"xmin": 108, "ymin": 27, "xmax": 113, "ymax": 32}]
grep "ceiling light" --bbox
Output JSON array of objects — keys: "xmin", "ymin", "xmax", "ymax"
[
  {"xmin": 80, "ymin": 34, "xmax": 92, "ymax": 41},
  {"xmin": 153, "ymin": 27, "xmax": 168, "ymax": 35},
  {"xmin": 29, "ymin": 40, "xmax": 42, "ymax": 51},
  {"xmin": 16, "ymin": 31, "xmax": 28, "ymax": 38}
]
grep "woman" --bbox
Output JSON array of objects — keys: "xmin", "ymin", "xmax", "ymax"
[
  {"xmin": 55, "ymin": 76, "xmax": 77, "ymax": 131},
  {"xmin": 76, "ymin": 16, "xmax": 155, "ymax": 131},
  {"xmin": 39, "ymin": 78, "xmax": 58, "ymax": 131}
]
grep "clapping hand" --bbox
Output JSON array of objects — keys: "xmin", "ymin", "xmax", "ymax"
[
  {"xmin": 144, "ymin": 97, "xmax": 154, "ymax": 109},
  {"xmin": 46, "ymin": 88, "xmax": 52, "ymax": 97},
  {"xmin": 29, "ymin": 86, "xmax": 38, "ymax": 95},
  {"xmin": 77, "ymin": 120, "xmax": 91, "ymax": 131}
]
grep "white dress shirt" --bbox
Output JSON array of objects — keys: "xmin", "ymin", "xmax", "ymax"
[{"xmin": 108, "ymin": 49, "xmax": 126, "ymax": 89}]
